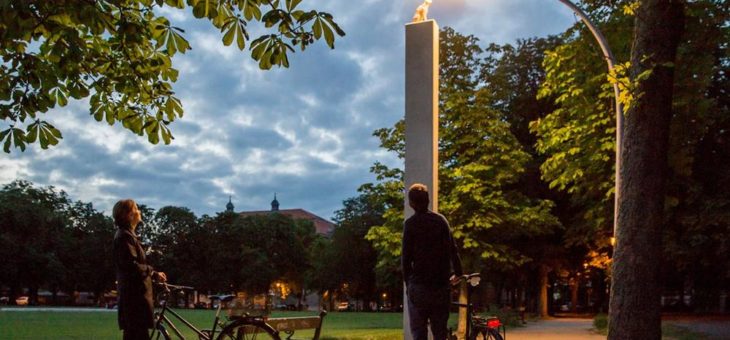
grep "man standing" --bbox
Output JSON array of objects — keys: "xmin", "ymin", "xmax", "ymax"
[{"xmin": 402, "ymin": 183, "xmax": 462, "ymax": 340}]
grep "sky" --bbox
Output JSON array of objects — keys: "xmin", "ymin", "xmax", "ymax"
[{"xmin": 0, "ymin": 0, "xmax": 577, "ymax": 221}]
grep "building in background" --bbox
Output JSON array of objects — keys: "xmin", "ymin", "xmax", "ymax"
[{"xmin": 235, "ymin": 194, "xmax": 334, "ymax": 236}]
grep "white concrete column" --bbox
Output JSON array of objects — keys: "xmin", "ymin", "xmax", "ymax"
[{"xmin": 404, "ymin": 19, "xmax": 439, "ymax": 340}]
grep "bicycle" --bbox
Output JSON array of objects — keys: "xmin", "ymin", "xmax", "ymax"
[
  {"xmin": 449, "ymin": 273, "xmax": 505, "ymax": 340},
  {"xmin": 150, "ymin": 282, "xmax": 281, "ymax": 340}
]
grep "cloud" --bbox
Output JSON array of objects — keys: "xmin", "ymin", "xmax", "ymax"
[{"xmin": 433, "ymin": 0, "xmax": 575, "ymax": 43}]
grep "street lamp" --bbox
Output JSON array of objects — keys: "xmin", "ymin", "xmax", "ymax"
[{"xmin": 555, "ymin": 0, "xmax": 623, "ymax": 240}]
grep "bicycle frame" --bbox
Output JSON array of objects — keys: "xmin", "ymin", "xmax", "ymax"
[
  {"xmin": 451, "ymin": 276, "xmax": 478, "ymax": 340},
  {"xmin": 450, "ymin": 273, "xmax": 506, "ymax": 340},
  {"xmin": 150, "ymin": 284, "xmax": 226, "ymax": 340}
]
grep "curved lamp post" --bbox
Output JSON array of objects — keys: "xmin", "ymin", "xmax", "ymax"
[{"xmin": 557, "ymin": 0, "xmax": 623, "ymax": 239}]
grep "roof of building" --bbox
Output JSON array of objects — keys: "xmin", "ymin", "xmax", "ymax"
[{"xmin": 238, "ymin": 208, "xmax": 334, "ymax": 236}]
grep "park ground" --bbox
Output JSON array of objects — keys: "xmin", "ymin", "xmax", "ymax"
[
  {"xmin": 507, "ymin": 315, "xmax": 730, "ymax": 340},
  {"xmin": 1, "ymin": 308, "xmax": 729, "ymax": 339}
]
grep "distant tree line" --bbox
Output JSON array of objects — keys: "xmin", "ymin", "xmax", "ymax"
[
  {"xmin": 0, "ymin": 180, "xmax": 115, "ymax": 305},
  {"xmin": 0, "ymin": 180, "xmax": 378, "ymax": 308}
]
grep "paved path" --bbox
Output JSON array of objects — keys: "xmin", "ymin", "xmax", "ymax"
[
  {"xmin": 506, "ymin": 318, "xmax": 605, "ymax": 340},
  {"xmin": 505, "ymin": 316, "xmax": 730, "ymax": 340}
]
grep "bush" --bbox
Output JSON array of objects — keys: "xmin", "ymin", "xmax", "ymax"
[{"xmin": 593, "ymin": 313, "xmax": 608, "ymax": 334}]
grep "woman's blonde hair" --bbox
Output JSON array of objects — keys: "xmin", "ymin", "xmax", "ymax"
[{"xmin": 113, "ymin": 199, "xmax": 137, "ymax": 228}]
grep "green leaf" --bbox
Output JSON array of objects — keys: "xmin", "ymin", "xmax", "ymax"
[
  {"xmin": 236, "ymin": 23, "xmax": 247, "ymax": 50},
  {"xmin": 2, "ymin": 130, "xmax": 11, "ymax": 153},
  {"xmin": 43, "ymin": 128, "xmax": 59, "ymax": 147},
  {"xmin": 250, "ymin": 36, "xmax": 270, "ymax": 61},
  {"xmin": 262, "ymin": 10, "xmax": 282, "ymax": 28},
  {"xmin": 12, "ymin": 128, "xmax": 26, "ymax": 152},
  {"xmin": 146, "ymin": 120, "xmax": 160, "ymax": 144},
  {"xmin": 242, "ymin": 0, "xmax": 262, "ymax": 21},
  {"xmin": 320, "ymin": 13, "xmax": 345, "ymax": 37},
  {"xmin": 104, "ymin": 109, "xmax": 115, "ymax": 125},
  {"xmin": 192, "ymin": 2, "xmax": 207, "ymax": 18},
  {"xmin": 223, "ymin": 24, "xmax": 236, "ymax": 46},
  {"xmin": 48, "ymin": 125, "xmax": 62, "ymax": 139},
  {"xmin": 26, "ymin": 122, "xmax": 39, "ymax": 143},
  {"xmin": 165, "ymin": 97, "xmax": 184, "ymax": 120},
  {"xmin": 52, "ymin": 88, "xmax": 68, "ymax": 107},
  {"xmin": 166, "ymin": 31, "xmax": 178, "ymax": 55},
  {"xmin": 170, "ymin": 29, "xmax": 191, "ymax": 54},
  {"xmin": 322, "ymin": 22, "xmax": 334, "ymax": 48},
  {"xmin": 286, "ymin": 0, "xmax": 302, "ymax": 12},
  {"xmin": 161, "ymin": 124, "xmax": 173, "ymax": 144},
  {"xmin": 291, "ymin": 10, "xmax": 304, "ymax": 21},
  {"xmin": 312, "ymin": 18, "xmax": 322, "ymax": 39}
]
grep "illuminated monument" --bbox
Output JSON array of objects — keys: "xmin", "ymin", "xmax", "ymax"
[
  {"xmin": 405, "ymin": 0, "xmax": 439, "ymax": 219},
  {"xmin": 404, "ymin": 1, "xmax": 439, "ymax": 339},
  {"xmin": 411, "ymin": 0, "xmax": 432, "ymax": 23}
]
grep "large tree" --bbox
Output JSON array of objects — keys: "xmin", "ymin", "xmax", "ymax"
[
  {"xmin": 534, "ymin": 0, "xmax": 728, "ymax": 316},
  {"xmin": 63, "ymin": 201, "xmax": 116, "ymax": 304},
  {"xmin": 609, "ymin": 0, "xmax": 685, "ymax": 338},
  {"xmin": 325, "ymin": 191, "xmax": 384, "ymax": 302},
  {"xmin": 0, "ymin": 0, "xmax": 344, "ymax": 152},
  {"xmin": 0, "ymin": 180, "xmax": 71, "ymax": 305},
  {"xmin": 149, "ymin": 205, "xmax": 199, "ymax": 283},
  {"xmin": 658, "ymin": 0, "xmax": 729, "ymax": 311},
  {"xmin": 191, "ymin": 211, "xmax": 312, "ymax": 294}
]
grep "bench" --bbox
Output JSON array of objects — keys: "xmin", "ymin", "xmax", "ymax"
[{"xmin": 266, "ymin": 310, "xmax": 327, "ymax": 340}]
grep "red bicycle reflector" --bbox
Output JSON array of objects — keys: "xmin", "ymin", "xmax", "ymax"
[{"xmin": 487, "ymin": 319, "xmax": 501, "ymax": 329}]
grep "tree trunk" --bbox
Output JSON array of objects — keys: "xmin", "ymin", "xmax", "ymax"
[
  {"xmin": 329, "ymin": 291, "xmax": 335, "ymax": 312},
  {"xmin": 570, "ymin": 276, "xmax": 579, "ymax": 313},
  {"xmin": 608, "ymin": 1, "xmax": 684, "ymax": 339},
  {"xmin": 538, "ymin": 265, "xmax": 550, "ymax": 318},
  {"xmin": 29, "ymin": 286, "xmax": 38, "ymax": 306},
  {"xmin": 52, "ymin": 288, "xmax": 58, "ymax": 306}
]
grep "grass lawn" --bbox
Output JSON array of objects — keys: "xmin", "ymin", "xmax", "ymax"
[{"xmin": 0, "ymin": 309, "xmax": 410, "ymax": 340}]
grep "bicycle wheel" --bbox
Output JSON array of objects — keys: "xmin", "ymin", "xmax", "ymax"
[
  {"xmin": 468, "ymin": 328, "xmax": 486, "ymax": 340},
  {"xmin": 216, "ymin": 319, "xmax": 281, "ymax": 340},
  {"xmin": 485, "ymin": 328, "xmax": 504, "ymax": 340}
]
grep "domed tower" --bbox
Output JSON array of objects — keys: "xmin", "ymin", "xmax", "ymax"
[
  {"xmin": 226, "ymin": 196, "xmax": 234, "ymax": 212},
  {"xmin": 271, "ymin": 193, "xmax": 279, "ymax": 211}
]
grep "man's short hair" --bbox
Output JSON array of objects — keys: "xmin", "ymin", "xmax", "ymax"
[{"xmin": 408, "ymin": 183, "xmax": 429, "ymax": 212}]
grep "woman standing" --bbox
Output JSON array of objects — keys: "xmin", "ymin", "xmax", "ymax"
[{"xmin": 113, "ymin": 199, "xmax": 167, "ymax": 340}]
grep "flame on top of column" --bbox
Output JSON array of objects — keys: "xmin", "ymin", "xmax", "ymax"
[{"xmin": 412, "ymin": 0, "xmax": 433, "ymax": 23}]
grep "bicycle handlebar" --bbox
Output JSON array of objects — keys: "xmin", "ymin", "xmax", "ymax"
[
  {"xmin": 459, "ymin": 273, "xmax": 480, "ymax": 280},
  {"xmin": 452, "ymin": 273, "xmax": 481, "ymax": 287},
  {"xmin": 155, "ymin": 281, "xmax": 195, "ymax": 292}
]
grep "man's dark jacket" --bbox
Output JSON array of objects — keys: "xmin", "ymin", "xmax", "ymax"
[
  {"xmin": 402, "ymin": 210, "xmax": 462, "ymax": 287},
  {"xmin": 114, "ymin": 228, "xmax": 155, "ymax": 330}
]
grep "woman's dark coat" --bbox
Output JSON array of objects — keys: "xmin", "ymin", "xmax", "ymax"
[{"xmin": 114, "ymin": 228, "xmax": 155, "ymax": 330}]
